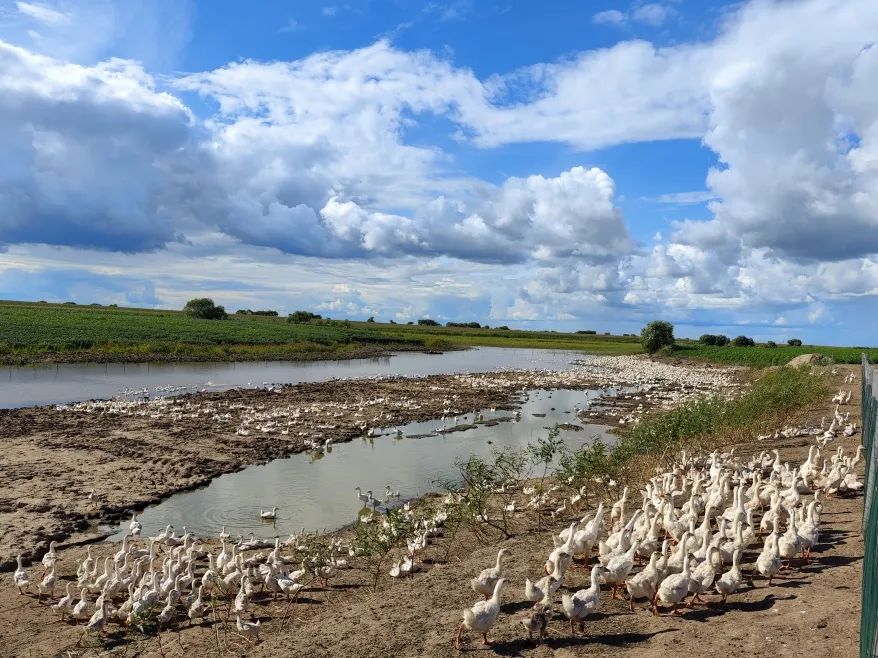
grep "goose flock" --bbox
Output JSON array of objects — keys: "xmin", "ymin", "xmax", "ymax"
[
  {"xmin": 454, "ymin": 390, "xmax": 863, "ymax": 648},
  {"xmin": 13, "ymin": 358, "xmax": 837, "ymax": 654},
  {"xmin": 10, "ymin": 490, "xmax": 460, "ymax": 647},
  {"xmin": 53, "ymin": 356, "xmax": 736, "ymax": 449}
]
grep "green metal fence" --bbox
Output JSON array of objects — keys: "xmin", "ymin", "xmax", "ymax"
[{"xmin": 861, "ymin": 354, "xmax": 878, "ymax": 658}]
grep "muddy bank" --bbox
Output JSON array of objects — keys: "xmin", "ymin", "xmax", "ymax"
[
  {"xmin": 0, "ymin": 357, "xmax": 737, "ymax": 571},
  {"xmin": 0, "ymin": 365, "xmax": 859, "ymax": 658}
]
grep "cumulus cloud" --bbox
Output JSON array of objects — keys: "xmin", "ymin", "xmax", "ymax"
[
  {"xmin": 1, "ymin": 0, "xmax": 877, "ymax": 341},
  {"xmin": 0, "ymin": 41, "xmax": 193, "ymax": 251}
]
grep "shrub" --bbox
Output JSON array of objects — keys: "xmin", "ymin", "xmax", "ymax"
[
  {"xmin": 640, "ymin": 320, "xmax": 674, "ymax": 353},
  {"xmin": 699, "ymin": 334, "xmax": 718, "ymax": 345},
  {"xmin": 731, "ymin": 335, "xmax": 755, "ymax": 347},
  {"xmin": 366, "ymin": 316, "xmax": 375, "ymax": 323},
  {"xmin": 788, "ymin": 338, "xmax": 803, "ymax": 346},
  {"xmin": 715, "ymin": 335, "xmax": 730, "ymax": 346},
  {"xmin": 183, "ymin": 298, "xmax": 227, "ymax": 320},
  {"xmin": 576, "ymin": 330, "xmax": 597, "ymax": 335},
  {"xmin": 766, "ymin": 340, "xmax": 777, "ymax": 348},
  {"xmin": 417, "ymin": 318, "xmax": 439, "ymax": 326},
  {"xmin": 287, "ymin": 310, "xmax": 322, "ymax": 323},
  {"xmin": 496, "ymin": 325, "xmax": 509, "ymax": 330}
]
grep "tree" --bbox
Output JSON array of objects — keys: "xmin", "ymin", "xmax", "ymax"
[
  {"xmin": 417, "ymin": 318, "xmax": 439, "ymax": 326},
  {"xmin": 787, "ymin": 338, "xmax": 803, "ymax": 346},
  {"xmin": 766, "ymin": 340, "xmax": 777, "ymax": 348},
  {"xmin": 731, "ymin": 335, "xmax": 755, "ymax": 347},
  {"xmin": 366, "ymin": 316, "xmax": 375, "ymax": 323},
  {"xmin": 287, "ymin": 310, "xmax": 322, "ymax": 323},
  {"xmin": 183, "ymin": 298, "xmax": 227, "ymax": 320},
  {"xmin": 640, "ymin": 320, "xmax": 674, "ymax": 353},
  {"xmin": 715, "ymin": 335, "xmax": 730, "ymax": 346},
  {"xmin": 699, "ymin": 334, "xmax": 718, "ymax": 345}
]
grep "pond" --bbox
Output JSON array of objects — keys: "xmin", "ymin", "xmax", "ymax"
[
  {"xmin": 106, "ymin": 387, "xmax": 618, "ymax": 541},
  {"xmin": 2, "ymin": 347, "xmax": 582, "ymax": 408}
]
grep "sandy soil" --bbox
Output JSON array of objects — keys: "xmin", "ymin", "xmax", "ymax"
[{"xmin": 0, "ymin": 364, "xmax": 862, "ymax": 657}]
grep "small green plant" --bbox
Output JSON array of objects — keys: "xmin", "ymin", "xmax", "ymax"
[
  {"xmin": 640, "ymin": 320, "xmax": 674, "ymax": 353},
  {"xmin": 353, "ymin": 508, "xmax": 412, "ymax": 590},
  {"xmin": 527, "ymin": 427, "xmax": 565, "ymax": 533}
]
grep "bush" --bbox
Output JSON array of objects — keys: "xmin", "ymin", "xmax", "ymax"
[
  {"xmin": 496, "ymin": 325, "xmax": 509, "ymax": 330},
  {"xmin": 640, "ymin": 320, "xmax": 674, "ymax": 353},
  {"xmin": 788, "ymin": 338, "xmax": 803, "ymax": 346},
  {"xmin": 287, "ymin": 310, "xmax": 322, "ymax": 323},
  {"xmin": 417, "ymin": 319, "xmax": 439, "ymax": 326},
  {"xmin": 699, "ymin": 334, "xmax": 718, "ymax": 345},
  {"xmin": 731, "ymin": 335, "xmax": 755, "ymax": 347},
  {"xmin": 235, "ymin": 309, "xmax": 278, "ymax": 316},
  {"xmin": 715, "ymin": 335, "xmax": 730, "ymax": 346},
  {"xmin": 183, "ymin": 298, "xmax": 227, "ymax": 320},
  {"xmin": 366, "ymin": 316, "xmax": 375, "ymax": 323},
  {"xmin": 576, "ymin": 330, "xmax": 597, "ymax": 335},
  {"xmin": 766, "ymin": 340, "xmax": 777, "ymax": 348}
]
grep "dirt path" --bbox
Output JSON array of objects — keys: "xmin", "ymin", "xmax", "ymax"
[{"xmin": 0, "ymin": 364, "xmax": 861, "ymax": 657}]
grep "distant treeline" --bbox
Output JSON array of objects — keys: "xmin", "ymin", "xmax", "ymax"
[{"xmin": 235, "ymin": 309, "xmax": 279, "ymax": 316}]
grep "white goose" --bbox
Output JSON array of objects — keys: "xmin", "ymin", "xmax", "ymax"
[
  {"xmin": 561, "ymin": 564, "xmax": 604, "ymax": 635},
  {"xmin": 656, "ymin": 533, "xmax": 693, "ymax": 615},
  {"xmin": 454, "ymin": 578, "xmax": 505, "ymax": 649},
  {"xmin": 471, "ymin": 549, "xmax": 510, "ymax": 599},
  {"xmin": 13, "ymin": 555, "xmax": 29, "ymax": 594},
  {"xmin": 260, "ymin": 506, "xmax": 279, "ymax": 520},
  {"xmin": 715, "ymin": 548, "xmax": 744, "ymax": 603}
]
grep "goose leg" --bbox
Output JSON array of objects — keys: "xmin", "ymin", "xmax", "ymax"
[
  {"xmin": 482, "ymin": 633, "xmax": 492, "ymax": 646},
  {"xmin": 453, "ymin": 623, "xmax": 465, "ymax": 649},
  {"xmin": 570, "ymin": 618, "xmax": 575, "ymax": 635}
]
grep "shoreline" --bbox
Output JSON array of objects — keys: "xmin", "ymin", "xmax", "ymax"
[
  {"xmin": 0, "ymin": 356, "xmax": 738, "ymax": 571},
  {"xmin": 0, "ymin": 342, "xmax": 445, "ymax": 368}
]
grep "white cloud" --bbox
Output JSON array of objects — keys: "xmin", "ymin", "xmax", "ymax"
[
  {"xmin": 654, "ymin": 190, "xmax": 716, "ymax": 205},
  {"xmin": 631, "ymin": 3, "xmax": 674, "ymax": 27},
  {"xmin": 592, "ymin": 9, "xmax": 626, "ymax": 26},
  {"xmin": 1, "ymin": 0, "xmax": 878, "ymax": 341},
  {"xmin": 593, "ymin": 3, "xmax": 675, "ymax": 28},
  {"xmin": 15, "ymin": 1, "xmax": 70, "ymax": 26}
]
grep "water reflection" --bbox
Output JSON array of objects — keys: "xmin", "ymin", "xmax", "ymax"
[
  {"xmin": 2, "ymin": 348, "xmax": 581, "ymax": 408},
  {"xmin": 107, "ymin": 388, "xmax": 616, "ymax": 541}
]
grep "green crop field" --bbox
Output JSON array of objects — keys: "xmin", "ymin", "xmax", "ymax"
[
  {"xmin": 670, "ymin": 342, "xmax": 878, "ymax": 366},
  {"xmin": 0, "ymin": 300, "xmax": 641, "ymax": 364},
  {"xmin": 1, "ymin": 300, "xmax": 873, "ymax": 366}
]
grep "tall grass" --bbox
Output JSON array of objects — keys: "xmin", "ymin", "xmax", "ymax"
[{"xmin": 612, "ymin": 366, "xmax": 827, "ymax": 471}]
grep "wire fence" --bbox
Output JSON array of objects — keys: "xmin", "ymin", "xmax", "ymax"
[{"xmin": 861, "ymin": 354, "xmax": 878, "ymax": 658}]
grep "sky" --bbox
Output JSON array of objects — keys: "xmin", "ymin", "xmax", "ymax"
[{"xmin": 0, "ymin": 0, "xmax": 877, "ymax": 345}]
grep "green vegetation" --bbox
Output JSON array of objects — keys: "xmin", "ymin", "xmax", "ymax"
[
  {"xmin": 698, "ymin": 334, "xmax": 730, "ymax": 346},
  {"xmin": 1, "ymin": 299, "xmax": 873, "ymax": 366},
  {"xmin": 640, "ymin": 320, "xmax": 675, "ymax": 353},
  {"xmin": 0, "ymin": 300, "xmax": 640, "ymax": 365},
  {"xmin": 731, "ymin": 335, "xmax": 756, "ymax": 347},
  {"xmin": 559, "ymin": 366, "xmax": 828, "ymax": 492},
  {"xmin": 183, "ymin": 297, "xmax": 227, "ymax": 320},
  {"xmin": 670, "ymin": 341, "xmax": 878, "ymax": 366}
]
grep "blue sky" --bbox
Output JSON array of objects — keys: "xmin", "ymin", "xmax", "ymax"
[{"xmin": 0, "ymin": 0, "xmax": 877, "ymax": 345}]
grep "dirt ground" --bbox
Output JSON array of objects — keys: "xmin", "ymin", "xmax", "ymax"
[
  {"xmin": 0, "ymin": 358, "xmax": 733, "ymax": 572},
  {"xmin": 0, "ymin": 364, "xmax": 863, "ymax": 657}
]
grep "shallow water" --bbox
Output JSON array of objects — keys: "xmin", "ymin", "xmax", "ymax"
[
  {"xmin": 1, "ymin": 347, "xmax": 581, "ymax": 408},
  {"xmin": 106, "ymin": 388, "xmax": 617, "ymax": 541}
]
